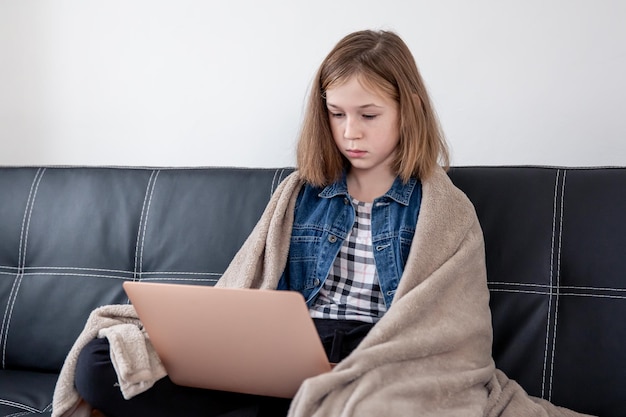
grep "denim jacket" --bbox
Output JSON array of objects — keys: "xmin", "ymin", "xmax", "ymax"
[{"xmin": 278, "ymin": 174, "xmax": 422, "ymax": 308}]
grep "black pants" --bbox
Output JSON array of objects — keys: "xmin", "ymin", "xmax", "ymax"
[{"xmin": 74, "ymin": 319, "xmax": 373, "ymax": 417}]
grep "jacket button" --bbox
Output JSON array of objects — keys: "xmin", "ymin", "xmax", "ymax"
[
  {"xmin": 344, "ymin": 198, "xmax": 350, "ymax": 205},
  {"xmin": 328, "ymin": 235, "xmax": 337, "ymax": 243},
  {"xmin": 314, "ymin": 278, "xmax": 321, "ymax": 286}
]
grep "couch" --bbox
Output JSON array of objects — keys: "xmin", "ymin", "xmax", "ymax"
[{"xmin": 0, "ymin": 165, "xmax": 624, "ymax": 417}]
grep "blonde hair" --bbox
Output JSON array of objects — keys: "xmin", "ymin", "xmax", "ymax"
[{"xmin": 296, "ymin": 30, "xmax": 449, "ymax": 187}]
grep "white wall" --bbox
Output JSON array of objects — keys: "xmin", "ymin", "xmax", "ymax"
[{"xmin": 1, "ymin": 0, "xmax": 625, "ymax": 168}]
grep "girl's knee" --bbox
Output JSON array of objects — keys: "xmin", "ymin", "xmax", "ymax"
[{"xmin": 75, "ymin": 338, "xmax": 122, "ymax": 407}]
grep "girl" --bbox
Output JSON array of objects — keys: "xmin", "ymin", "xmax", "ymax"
[{"xmin": 59, "ymin": 30, "xmax": 588, "ymax": 417}]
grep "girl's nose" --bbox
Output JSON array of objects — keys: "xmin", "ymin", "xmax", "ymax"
[{"xmin": 344, "ymin": 117, "xmax": 362, "ymax": 140}]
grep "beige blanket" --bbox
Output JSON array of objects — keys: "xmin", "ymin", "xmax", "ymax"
[
  {"xmin": 52, "ymin": 305, "xmax": 167, "ymax": 417},
  {"xmin": 52, "ymin": 168, "xmax": 593, "ymax": 417}
]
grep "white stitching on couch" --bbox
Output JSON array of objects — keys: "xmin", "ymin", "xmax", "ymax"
[
  {"xmin": 489, "ymin": 281, "xmax": 626, "ymax": 291},
  {"xmin": 547, "ymin": 169, "xmax": 566, "ymax": 401},
  {"xmin": 140, "ymin": 271, "xmax": 221, "ymax": 276},
  {"xmin": 133, "ymin": 170, "xmax": 157, "ymax": 281},
  {"xmin": 0, "ymin": 398, "xmax": 41, "ymax": 413},
  {"xmin": 139, "ymin": 170, "xmax": 161, "ymax": 279},
  {"xmin": 541, "ymin": 169, "xmax": 560, "ymax": 398},
  {"xmin": 16, "ymin": 169, "xmax": 44, "ymax": 273},
  {"xmin": 16, "ymin": 272, "xmax": 219, "ymax": 280},
  {"xmin": 4, "ymin": 268, "xmax": 623, "ymax": 292},
  {"xmin": 489, "ymin": 289, "xmax": 626, "ymax": 299},
  {"xmin": 271, "ymin": 168, "xmax": 288, "ymax": 196},
  {"xmin": 559, "ymin": 292, "xmax": 626, "ymax": 300},
  {"xmin": 271, "ymin": 169, "xmax": 280, "ymax": 196},
  {"xmin": 0, "ymin": 276, "xmax": 20, "ymax": 368},
  {"xmin": 1, "ymin": 168, "xmax": 46, "ymax": 368},
  {"xmin": 0, "ymin": 268, "xmax": 221, "ymax": 279},
  {"xmin": 490, "ymin": 288, "xmax": 551, "ymax": 296},
  {"xmin": 3, "ymin": 266, "xmax": 134, "ymax": 274},
  {"xmin": 4, "ymin": 270, "xmax": 621, "ymax": 289},
  {"xmin": 277, "ymin": 168, "xmax": 286, "ymax": 190},
  {"xmin": 19, "ymin": 169, "xmax": 46, "ymax": 274},
  {"xmin": 4, "ymin": 411, "xmax": 36, "ymax": 417},
  {"xmin": 1, "ymin": 266, "xmax": 225, "ymax": 277},
  {"xmin": 559, "ymin": 285, "xmax": 626, "ymax": 292}
]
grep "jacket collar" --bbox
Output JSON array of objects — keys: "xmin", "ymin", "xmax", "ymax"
[{"xmin": 318, "ymin": 173, "xmax": 419, "ymax": 206}]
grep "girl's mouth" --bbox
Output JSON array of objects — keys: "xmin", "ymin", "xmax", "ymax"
[{"xmin": 346, "ymin": 149, "xmax": 366, "ymax": 158}]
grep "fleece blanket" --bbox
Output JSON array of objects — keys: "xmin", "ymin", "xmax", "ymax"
[{"xmin": 52, "ymin": 168, "xmax": 592, "ymax": 417}]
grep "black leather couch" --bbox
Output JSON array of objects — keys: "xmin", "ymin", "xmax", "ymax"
[{"xmin": 0, "ymin": 166, "xmax": 624, "ymax": 417}]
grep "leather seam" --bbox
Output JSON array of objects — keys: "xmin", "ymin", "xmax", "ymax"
[
  {"xmin": 0, "ymin": 168, "xmax": 46, "ymax": 369},
  {"xmin": 548, "ymin": 169, "xmax": 567, "ymax": 401},
  {"xmin": 133, "ymin": 170, "xmax": 158, "ymax": 281},
  {"xmin": 139, "ymin": 170, "xmax": 161, "ymax": 279},
  {"xmin": 542, "ymin": 168, "xmax": 560, "ymax": 399}
]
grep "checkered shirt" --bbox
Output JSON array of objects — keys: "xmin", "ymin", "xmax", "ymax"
[{"xmin": 309, "ymin": 198, "xmax": 387, "ymax": 323}]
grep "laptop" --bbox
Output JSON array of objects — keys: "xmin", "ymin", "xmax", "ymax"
[{"xmin": 123, "ymin": 281, "xmax": 332, "ymax": 398}]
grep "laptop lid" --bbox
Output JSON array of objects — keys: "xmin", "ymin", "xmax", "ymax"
[{"xmin": 123, "ymin": 281, "xmax": 331, "ymax": 398}]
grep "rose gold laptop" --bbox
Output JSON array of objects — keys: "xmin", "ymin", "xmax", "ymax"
[{"xmin": 123, "ymin": 281, "xmax": 332, "ymax": 398}]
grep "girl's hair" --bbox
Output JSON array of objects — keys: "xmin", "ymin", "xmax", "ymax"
[{"xmin": 296, "ymin": 30, "xmax": 450, "ymax": 187}]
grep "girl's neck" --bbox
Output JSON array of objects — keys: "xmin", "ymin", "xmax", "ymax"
[{"xmin": 346, "ymin": 169, "xmax": 396, "ymax": 203}]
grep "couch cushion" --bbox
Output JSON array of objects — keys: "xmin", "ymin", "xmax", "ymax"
[{"xmin": 0, "ymin": 369, "xmax": 56, "ymax": 416}]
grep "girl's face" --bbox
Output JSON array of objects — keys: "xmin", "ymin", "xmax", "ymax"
[{"xmin": 325, "ymin": 76, "xmax": 400, "ymax": 179}]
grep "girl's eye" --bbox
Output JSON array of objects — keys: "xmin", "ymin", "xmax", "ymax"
[
  {"xmin": 329, "ymin": 112, "xmax": 345, "ymax": 118},
  {"xmin": 362, "ymin": 114, "xmax": 377, "ymax": 120}
]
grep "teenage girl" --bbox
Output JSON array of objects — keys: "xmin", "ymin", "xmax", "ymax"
[{"xmin": 73, "ymin": 29, "xmax": 451, "ymax": 417}]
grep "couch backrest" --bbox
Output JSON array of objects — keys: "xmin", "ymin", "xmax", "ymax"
[
  {"xmin": 0, "ymin": 167, "xmax": 293, "ymax": 372},
  {"xmin": 448, "ymin": 166, "xmax": 625, "ymax": 417},
  {"xmin": 0, "ymin": 166, "xmax": 623, "ymax": 417}
]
